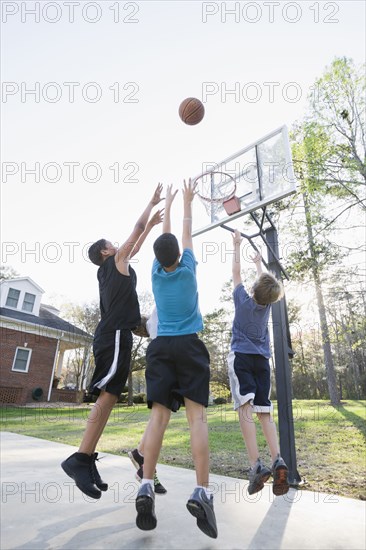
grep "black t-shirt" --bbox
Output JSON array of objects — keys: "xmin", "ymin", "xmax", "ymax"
[{"xmin": 95, "ymin": 256, "xmax": 140, "ymax": 336}]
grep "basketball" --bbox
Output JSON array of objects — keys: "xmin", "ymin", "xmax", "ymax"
[
  {"xmin": 131, "ymin": 315, "xmax": 150, "ymax": 338},
  {"xmin": 179, "ymin": 97, "xmax": 205, "ymax": 125}
]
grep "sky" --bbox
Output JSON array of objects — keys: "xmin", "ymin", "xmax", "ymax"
[{"xmin": 1, "ymin": 0, "xmax": 365, "ymax": 316}]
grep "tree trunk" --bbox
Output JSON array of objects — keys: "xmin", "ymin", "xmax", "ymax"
[
  {"xmin": 303, "ymin": 192, "xmax": 340, "ymax": 405},
  {"xmin": 127, "ymin": 369, "xmax": 133, "ymax": 406}
]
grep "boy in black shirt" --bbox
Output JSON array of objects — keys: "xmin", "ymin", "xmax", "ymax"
[{"xmin": 61, "ymin": 185, "xmax": 163, "ymax": 499}]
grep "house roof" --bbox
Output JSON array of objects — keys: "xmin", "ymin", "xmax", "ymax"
[
  {"xmin": 0, "ymin": 277, "xmax": 45, "ymax": 293},
  {"xmin": 0, "ymin": 306, "xmax": 93, "ymax": 340}
]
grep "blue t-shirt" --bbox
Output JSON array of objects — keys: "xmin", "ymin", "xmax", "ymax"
[
  {"xmin": 152, "ymin": 248, "xmax": 203, "ymax": 336},
  {"xmin": 230, "ymin": 283, "xmax": 271, "ymax": 358}
]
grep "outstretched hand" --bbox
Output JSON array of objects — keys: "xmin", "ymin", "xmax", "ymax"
[
  {"xmin": 165, "ymin": 184, "xmax": 178, "ymax": 208},
  {"xmin": 150, "ymin": 183, "xmax": 164, "ymax": 206},
  {"xmin": 182, "ymin": 178, "xmax": 198, "ymax": 203},
  {"xmin": 148, "ymin": 208, "xmax": 164, "ymax": 227},
  {"xmin": 250, "ymin": 251, "xmax": 262, "ymax": 264},
  {"xmin": 232, "ymin": 229, "xmax": 243, "ymax": 245}
]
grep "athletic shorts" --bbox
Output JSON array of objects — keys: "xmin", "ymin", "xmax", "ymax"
[
  {"xmin": 227, "ymin": 350, "xmax": 272, "ymax": 413},
  {"xmin": 89, "ymin": 329, "xmax": 132, "ymax": 397},
  {"xmin": 145, "ymin": 334, "xmax": 210, "ymax": 411}
]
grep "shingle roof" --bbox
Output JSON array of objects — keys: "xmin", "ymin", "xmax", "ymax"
[{"xmin": 0, "ymin": 306, "xmax": 92, "ymax": 339}]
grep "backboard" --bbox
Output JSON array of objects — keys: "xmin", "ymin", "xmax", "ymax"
[{"xmin": 192, "ymin": 125, "xmax": 297, "ymax": 236}]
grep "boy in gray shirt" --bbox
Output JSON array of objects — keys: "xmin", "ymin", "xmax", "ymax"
[{"xmin": 227, "ymin": 229, "xmax": 289, "ymax": 496}]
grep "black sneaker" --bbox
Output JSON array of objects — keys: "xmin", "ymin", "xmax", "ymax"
[
  {"xmin": 272, "ymin": 454, "xmax": 290, "ymax": 496},
  {"xmin": 130, "ymin": 449, "xmax": 168, "ymax": 495},
  {"xmin": 128, "ymin": 448, "xmax": 144, "ymax": 469},
  {"xmin": 135, "ymin": 483, "xmax": 157, "ymax": 531},
  {"xmin": 247, "ymin": 459, "xmax": 272, "ymax": 495},
  {"xmin": 61, "ymin": 452, "xmax": 101, "ymax": 499},
  {"xmin": 92, "ymin": 453, "xmax": 108, "ymax": 491},
  {"xmin": 186, "ymin": 487, "xmax": 218, "ymax": 539},
  {"xmin": 153, "ymin": 472, "xmax": 167, "ymax": 495}
]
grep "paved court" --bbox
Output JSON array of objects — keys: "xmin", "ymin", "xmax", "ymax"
[{"xmin": 1, "ymin": 432, "xmax": 365, "ymax": 550}]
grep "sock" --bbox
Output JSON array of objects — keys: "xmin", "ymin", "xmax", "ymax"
[
  {"xmin": 196, "ymin": 485, "xmax": 211, "ymax": 498},
  {"xmin": 141, "ymin": 478, "xmax": 154, "ymax": 488},
  {"xmin": 137, "ymin": 449, "xmax": 144, "ymax": 458}
]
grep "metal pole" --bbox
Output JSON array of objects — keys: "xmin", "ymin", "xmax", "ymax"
[{"xmin": 265, "ymin": 225, "xmax": 301, "ymax": 485}]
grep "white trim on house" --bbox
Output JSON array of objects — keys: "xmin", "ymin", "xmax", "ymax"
[
  {"xmin": 0, "ymin": 315, "xmax": 91, "ymax": 348},
  {"xmin": 11, "ymin": 347, "xmax": 32, "ymax": 373}
]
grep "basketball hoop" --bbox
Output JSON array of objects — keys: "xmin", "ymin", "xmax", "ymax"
[{"xmin": 193, "ymin": 171, "xmax": 241, "ymax": 217}]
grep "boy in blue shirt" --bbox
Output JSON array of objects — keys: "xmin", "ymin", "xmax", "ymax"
[
  {"xmin": 228, "ymin": 229, "xmax": 289, "ymax": 497},
  {"xmin": 134, "ymin": 181, "xmax": 218, "ymax": 539}
]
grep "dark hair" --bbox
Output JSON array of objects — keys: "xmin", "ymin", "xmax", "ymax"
[
  {"xmin": 153, "ymin": 233, "xmax": 180, "ymax": 268},
  {"xmin": 88, "ymin": 239, "xmax": 108, "ymax": 266}
]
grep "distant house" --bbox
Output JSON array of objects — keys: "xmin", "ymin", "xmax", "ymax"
[{"xmin": 0, "ymin": 277, "xmax": 93, "ymax": 405}]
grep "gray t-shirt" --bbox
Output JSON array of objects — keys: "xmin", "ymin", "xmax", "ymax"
[{"xmin": 230, "ymin": 284, "xmax": 271, "ymax": 358}]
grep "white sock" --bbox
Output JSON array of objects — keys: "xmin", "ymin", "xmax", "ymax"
[
  {"xmin": 137, "ymin": 449, "xmax": 144, "ymax": 457},
  {"xmin": 141, "ymin": 478, "xmax": 154, "ymax": 488},
  {"xmin": 196, "ymin": 485, "xmax": 211, "ymax": 498}
]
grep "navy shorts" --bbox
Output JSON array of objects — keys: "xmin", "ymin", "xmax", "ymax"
[
  {"xmin": 145, "ymin": 334, "xmax": 210, "ymax": 411},
  {"xmin": 227, "ymin": 351, "xmax": 272, "ymax": 412},
  {"xmin": 89, "ymin": 329, "xmax": 132, "ymax": 397}
]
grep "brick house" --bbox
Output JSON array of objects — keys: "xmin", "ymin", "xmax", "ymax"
[{"xmin": 0, "ymin": 277, "xmax": 93, "ymax": 405}]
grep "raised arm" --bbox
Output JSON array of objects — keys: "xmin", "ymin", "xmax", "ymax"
[
  {"xmin": 232, "ymin": 229, "xmax": 243, "ymax": 288},
  {"xmin": 162, "ymin": 184, "xmax": 178, "ymax": 234},
  {"xmin": 250, "ymin": 251, "xmax": 263, "ymax": 276},
  {"xmin": 182, "ymin": 178, "xmax": 197, "ymax": 250},
  {"xmin": 115, "ymin": 183, "xmax": 163, "ymax": 275},
  {"xmin": 130, "ymin": 208, "xmax": 164, "ymax": 259}
]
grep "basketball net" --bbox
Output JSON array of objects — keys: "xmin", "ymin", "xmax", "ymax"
[{"xmin": 194, "ymin": 171, "xmax": 237, "ymax": 220}]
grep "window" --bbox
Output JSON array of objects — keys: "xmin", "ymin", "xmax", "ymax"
[
  {"xmin": 22, "ymin": 292, "xmax": 36, "ymax": 313},
  {"xmin": 5, "ymin": 288, "xmax": 20, "ymax": 308},
  {"xmin": 12, "ymin": 348, "xmax": 32, "ymax": 373}
]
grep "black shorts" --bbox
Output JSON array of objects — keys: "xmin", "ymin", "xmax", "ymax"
[
  {"xmin": 89, "ymin": 329, "xmax": 132, "ymax": 397},
  {"xmin": 227, "ymin": 351, "xmax": 272, "ymax": 413},
  {"xmin": 145, "ymin": 334, "xmax": 210, "ymax": 411}
]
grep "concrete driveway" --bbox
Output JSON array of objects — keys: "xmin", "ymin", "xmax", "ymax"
[{"xmin": 1, "ymin": 432, "xmax": 365, "ymax": 550}]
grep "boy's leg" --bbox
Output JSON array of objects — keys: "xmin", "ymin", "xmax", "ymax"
[
  {"xmin": 239, "ymin": 403, "xmax": 271, "ymax": 495},
  {"xmin": 140, "ymin": 403, "xmax": 171, "ymax": 478},
  {"xmin": 257, "ymin": 412, "xmax": 289, "ymax": 496},
  {"xmin": 185, "ymin": 397, "xmax": 218, "ymax": 539},
  {"xmin": 79, "ymin": 391, "xmax": 118, "ymax": 454},
  {"xmin": 256, "ymin": 412, "xmax": 279, "ymax": 462},
  {"xmin": 61, "ymin": 391, "xmax": 117, "ymax": 499},
  {"xmin": 129, "ymin": 417, "xmax": 168, "ymax": 494},
  {"xmin": 184, "ymin": 398, "xmax": 209, "ymax": 486},
  {"xmin": 135, "ymin": 402, "xmax": 170, "ymax": 531},
  {"xmin": 238, "ymin": 402, "xmax": 259, "ymax": 466}
]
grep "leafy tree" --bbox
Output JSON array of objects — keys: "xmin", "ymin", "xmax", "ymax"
[
  {"xmin": 0, "ymin": 265, "xmax": 19, "ymax": 280},
  {"xmin": 201, "ymin": 308, "xmax": 232, "ymax": 400},
  {"xmin": 285, "ymin": 58, "xmax": 365, "ymax": 405}
]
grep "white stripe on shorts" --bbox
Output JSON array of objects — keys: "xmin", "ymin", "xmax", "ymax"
[
  {"xmin": 227, "ymin": 350, "xmax": 255, "ymax": 411},
  {"xmin": 95, "ymin": 330, "xmax": 121, "ymax": 389}
]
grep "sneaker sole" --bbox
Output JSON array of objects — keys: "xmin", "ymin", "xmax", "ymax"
[
  {"xmin": 186, "ymin": 499, "xmax": 218, "ymax": 539},
  {"xmin": 128, "ymin": 451, "xmax": 142, "ymax": 470},
  {"xmin": 136, "ymin": 495, "xmax": 157, "ymax": 531},
  {"xmin": 248, "ymin": 471, "xmax": 271, "ymax": 495},
  {"xmin": 273, "ymin": 466, "xmax": 290, "ymax": 496},
  {"xmin": 61, "ymin": 461, "xmax": 101, "ymax": 500}
]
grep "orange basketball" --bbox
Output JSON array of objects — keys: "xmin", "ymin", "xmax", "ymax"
[{"xmin": 179, "ymin": 97, "xmax": 205, "ymax": 126}]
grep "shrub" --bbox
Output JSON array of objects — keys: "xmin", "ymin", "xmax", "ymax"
[
  {"xmin": 133, "ymin": 393, "xmax": 146, "ymax": 404},
  {"xmin": 213, "ymin": 397, "xmax": 227, "ymax": 405}
]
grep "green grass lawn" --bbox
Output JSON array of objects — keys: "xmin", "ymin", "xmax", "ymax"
[{"xmin": 1, "ymin": 400, "xmax": 365, "ymax": 500}]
